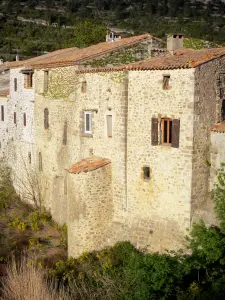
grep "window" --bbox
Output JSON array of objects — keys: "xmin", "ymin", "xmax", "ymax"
[
  {"xmin": 106, "ymin": 115, "xmax": 112, "ymax": 138},
  {"xmin": 39, "ymin": 152, "xmax": 42, "ymax": 171},
  {"xmin": 1, "ymin": 106, "xmax": 4, "ymax": 121},
  {"xmin": 161, "ymin": 118, "xmax": 172, "ymax": 144},
  {"xmin": 84, "ymin": 111, "xmax": 92, "ymax": 134},
  {"xmin": 221, "ymin": 99, "xmax": 225, "ymax": 121},
  {"xmin": 81, "ymin": 81, "xmax": 87, "ymax": 93},
  {"xmin": 151, "ymin": 117, "xmax": 180, "ymax": 148},
  {"xmin": 43, "ymin": 71, "xmax": 49, "ymax": 92},
  {"xmin": 23, "ymin": 113, "xmax": 26, "ymax": 127},
  {"xmin": 163, "ymin": 75, "xmax": 172, "ymax": 90},
  {"xmin": 44, "ymin": 108, "xmax": 49, "ymax": 129},
  {"xmin": 14, "ymin": 112, "xmax": 17, "ymax": 124},
  {"xmin": 143, "ymin": 166, "xmax": 150, "ymax": 181},
  {"xmin": 14, "ymin": 78, "xmax": 17, "ymax": 91},
  {"xmin": 28, "ymin": 152, "xmax": 31, "ymax": 164},
  {"xmin": 63, "ymin": 121, "xmax": 67, "ymax": 145},
  {"xmin": 24, "ymin": 73, "xmax": 33, "ymax": 88}
]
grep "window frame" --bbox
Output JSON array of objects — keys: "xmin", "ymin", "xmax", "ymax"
[
  {"xmin": 84, "ymin": 111, "xmax": 92, "ymax": 134},
  {"xmin": 161, "ymin": 118, "xmax": 172, "ymax": 145}
]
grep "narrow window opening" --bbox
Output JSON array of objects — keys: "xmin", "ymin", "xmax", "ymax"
[
  {"xmin": 1, "ymin": 106, "xmax": 4, "ymax": 121},
  {"xmin": 43, "ymin": 71, "xmax": 49, "ymax": 92},
  {"xmin": 14, "ymin": 112, "xmax": 17, "ymax": 124},
  {"xmin": 14, "ymin": 78, "xmax": 17, "ymax": 91},
  {"xmin": 28, "ymin": 152, "xmax": 31, "ymax": 164},
  {"xmin": 44, "ymin": 108, "xmax": 49, "ymax": 129},
  {"xmin": 221, "ymin": 99, "xmax": 225, "ymax": 121},
  {"xmin": 143, "ymin": 166, "xmax": 150, "ymax": 181},
  {"xmin": 163, "ymin": 75, "xmax": 172, "ymax": 90},
  {"xmin": 106, "ymin": 115, "xmax": 112, "ymax": 138},
  {"xmin": 23, "ymin": 113, "xmax": 26, "ymax": 127},
  {"xmin": 81, "ymin": 81, "xmax": 87, "ymax": 93},
  {"xmin": 64, "ymin": 176, "xmax": 67, "ymax": 195},
  {"xmin": 63, "ymin": 121, "xmax": 67, "ymax": 145},
  {"xmin": 161, "ymin": 118, "xmax": 172, "ymax": 145},
  {"xmin": 84, "ymin": 111, "xmax": 92, "ymax": 134},
  {"xmin": 39, "ymin": 152, "xmax": 42, "ymax": 171}
]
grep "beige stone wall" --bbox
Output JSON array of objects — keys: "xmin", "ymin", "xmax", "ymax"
[
  {"xmin": 68, "ymin": 164, "xmax": 113, "ymax": 257},
  {"xmin": 35, "ymin": 66, "xmax": 196, "ymax": 254},
  {"xmin": 192, "ymin": 57, "xmax": 225, "ymax": 225}
]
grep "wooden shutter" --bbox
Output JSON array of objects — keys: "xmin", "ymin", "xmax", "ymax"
[
  {"xmin": 151, "ymin": 117, "xmax": 158, "ymax": 146},
  {"xmin": 171, "ymin": 119, "xmax": 180, "ymax": 148}
]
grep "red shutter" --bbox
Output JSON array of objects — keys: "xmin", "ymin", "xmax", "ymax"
[
  {"xmin": 171, "ymin": 119, "xmax": 180, "ymax": 148},
  {"xmin": 151, "ymin": 118, "xmax": 158, "ymax": 146}
]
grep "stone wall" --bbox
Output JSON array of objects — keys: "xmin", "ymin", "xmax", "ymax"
[
  {"xmin": 7, "ymin": 68, "xmax": 36, "ymax": 203},
  {"xmin": 68, "ymin": 164, "xmax": 113, "ymax": 257},
  {"xmin": 192, "ymin": 57, "xmax": 225, "ymax": 225},
  {"xmin": 0, "ymin": 95, "xmax": 8, "ymax": 158}
]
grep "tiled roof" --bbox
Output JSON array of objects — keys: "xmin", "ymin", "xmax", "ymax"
[
  {"xmin": 0, "ymin": 89, "xmax": 9, "ymax": 97},
  {"xmin": 211, "ymin": 122, "xmax": 225, "ymax": 133},
  {"xmin": 66, "ymin": 156, "xmax": 111, "ymax": 174},
  {"xmin": 0, "ymin": 47, "xmax": 78, "ymax": 71},
  {"xmin": 31, "ymin": 34, "xmax": 152, "ymax": 69},
  {"xmin": 76, "ymin": 47, "xmax": 225, "ymax": 73}
]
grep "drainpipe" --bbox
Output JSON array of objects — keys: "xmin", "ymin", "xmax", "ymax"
[{"xmin": 123, "ymin": 70, "xmax": 129, "ymax": 211}]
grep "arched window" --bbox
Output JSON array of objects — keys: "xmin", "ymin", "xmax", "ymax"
[
  {"xmin": 44, "ymin": 108, "xmax": 49, "ymax": 129},
  {"xmin": 221, "ymin": 99, "xmax": 225, "ymax": 121}
]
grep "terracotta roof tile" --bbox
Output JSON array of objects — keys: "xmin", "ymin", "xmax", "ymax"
[
  {"xmin": 0, "ymin": 89, "xmax": 9, "ymax": 97},
  {"xmin": 31, "ymin": 34, "xmax": 152, "ymax": 69},
  {"xmin": 211, "ymin": 122, "xmax": 225, "ymax": 133},
  {"xmin": 76, "ymin": 47, "xmax": 225, "ymax": 73},
  {"xmin": 66, "ymin": 156, "xmax": 111, "ymax": 174}
]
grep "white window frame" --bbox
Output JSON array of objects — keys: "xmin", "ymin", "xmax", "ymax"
[{"xmin": 84, "ymin": 111, "xmax": 92, "ymax": 134}]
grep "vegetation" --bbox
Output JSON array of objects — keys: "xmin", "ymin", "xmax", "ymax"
[
  {"xmin": 0, "ymin": 0, "xmax": 225, "ymax": 60},
  {"xmin": 2, "ymin": 161, "xmax": 225, "ymax": 298}
]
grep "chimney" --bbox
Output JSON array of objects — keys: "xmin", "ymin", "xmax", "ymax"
[
  {"xmin": 167, "ymin": 34, "xmax": 184, "ymax": 54},
  {"xmin": 0, "ymin": 59, "xmax": 3, "ymax": 65},
  {"xmin": 16, "ymin": 54, "xmax": 19, "ymax": 61}
]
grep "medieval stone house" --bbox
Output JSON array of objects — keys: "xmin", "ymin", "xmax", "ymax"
[{"xmin": 1, "ymin": 34, "xmax": 225, "ymax": 257}]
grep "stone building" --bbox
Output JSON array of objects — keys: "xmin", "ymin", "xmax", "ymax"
[{"xmin": 2, "ymin": 34, "xmax": 225, "ymax": 257}]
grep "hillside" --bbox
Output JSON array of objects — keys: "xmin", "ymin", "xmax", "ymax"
[{"xmin": 0, "ymin": 0, "xmax": 225, "ymax": 60}]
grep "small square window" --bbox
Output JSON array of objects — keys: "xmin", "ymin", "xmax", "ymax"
[
  {"xmin": 163, "ymin": 75, "xmax": 172, "ymax": 90},
  {"xmin": 143, "ymin": 166, "xmax": 151, "ymax": 181},
  {"xmin": 84, "ymin": 111, "xmax": 92, "ymax": 134}
]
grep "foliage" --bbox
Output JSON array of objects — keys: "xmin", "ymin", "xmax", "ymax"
[
  {"xmin": 8, "ymin": 217, "xmax": 27, "ymax": 231},
  {"xmin": 29, "ymin": 210, "xmax": 52, "ymax": 231}
]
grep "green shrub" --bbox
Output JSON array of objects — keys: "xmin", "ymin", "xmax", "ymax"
[
  {"xmin": 29, "ymin": 210, "xmax": 52, "ymax": 231},
  {"xmin": 8, "ymin": 217, "xmax": 27, "ymax": 231}
]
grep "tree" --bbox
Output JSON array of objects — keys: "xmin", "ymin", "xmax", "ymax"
[{"xmin": 73, "ymin": 20, "xmax": 106, "ymax": 48}]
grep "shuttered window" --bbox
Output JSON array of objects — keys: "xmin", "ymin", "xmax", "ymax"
[
  {"xmin": 44, "ymin": 108, "xmax": 49, "ymax": 129},
  {"xmin": 106, "ymin": 115, "xmax": 112, "ymax": 138},
  {"xmin": 24, "ymin": 73, "xmax": 33, "ymax": 88},
  {"xmin": 152, "ymin": 117, "xmax": 180, "ymax": 148},
  {"xmin": 14, "ymin": 78, "xmax": 17, "ymax": 91},
  {"xmin": 1, "ymin": 106, "xmax": 4, "ymax": 121}
]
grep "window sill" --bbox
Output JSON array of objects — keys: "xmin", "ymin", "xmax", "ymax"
[{"xmin": 80, "ymin": 133, "xmax": 93, "ymax": 138}]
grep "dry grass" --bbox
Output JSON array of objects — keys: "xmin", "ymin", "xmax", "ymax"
[{"xmin": 1, "ymin": 255, "xmax": 69, "ymax": 300}]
